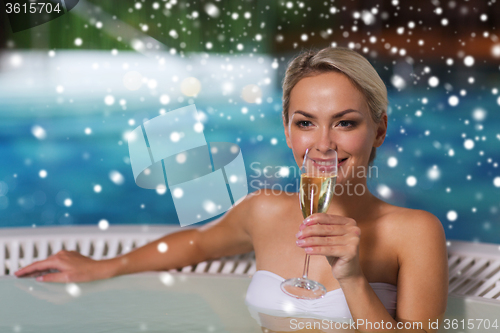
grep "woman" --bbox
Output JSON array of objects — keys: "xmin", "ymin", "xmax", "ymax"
[{"xmin": 16, "ymin": 46, "xmax": 448, "ymax": 332}]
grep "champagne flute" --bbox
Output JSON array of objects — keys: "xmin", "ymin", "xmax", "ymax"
[{"xmin": 280, "ymin": 147, "xmax": 337, "ymax": 299}]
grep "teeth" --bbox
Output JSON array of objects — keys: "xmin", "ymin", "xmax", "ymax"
[
  {"xmin": 314, "ymin": 158, "xmax": 347, "ymax": 165},
  {"xmin": 315, "ymin": 160, "xmax": 335, "ymax": 166}
]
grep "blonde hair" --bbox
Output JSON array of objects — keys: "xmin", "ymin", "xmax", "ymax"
[{"xmin": 282, "ymin": 46, "xmax": 388, "ymax": 163}]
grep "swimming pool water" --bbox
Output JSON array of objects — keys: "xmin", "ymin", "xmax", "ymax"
[{"xmin": 0, "ymin": 51, "xmax": 499, "ymax": 244}]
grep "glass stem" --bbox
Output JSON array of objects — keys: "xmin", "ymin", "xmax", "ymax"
[
  {"xmin": 302, "ymin": 254, "xmax": 310, "ymax": 279},
  {"xmin": 302, "ymin": 185, "xmax": 314, "ymax": 280}
]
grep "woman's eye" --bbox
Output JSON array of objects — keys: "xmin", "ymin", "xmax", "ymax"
[
  {"xmin": 297, "ymin": 120, "xmax": 313, "ymax": 128},
  {"xmin": 338, "ymin": 120, "xmax": 355, "ymax": 128}
]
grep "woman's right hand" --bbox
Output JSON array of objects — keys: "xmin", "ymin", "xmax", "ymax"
[{"xmin": 14, "ymin": 250, "xmax": 116, "ymax": 283}]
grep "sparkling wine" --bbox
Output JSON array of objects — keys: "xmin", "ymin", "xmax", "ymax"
[
  {"xmin": 299, "ymin": 174, "xmax": 337, "ymax": 218},
  {"xmin": 281, "ymin": 147, "xmax": 337, "ymax": 299}
]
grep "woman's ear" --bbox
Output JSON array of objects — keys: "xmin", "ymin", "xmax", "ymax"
[
  {"xmin": 283, "ymin": 117, "xmax": 292, "ymax": 149},
  {"xmin": 373, "ymin": 113, "xmax": 388, "ymax": 148}
]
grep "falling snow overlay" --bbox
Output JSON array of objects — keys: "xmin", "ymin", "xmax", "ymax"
[{"xmin": 0, "ymin": 1, "xmax": 499, "ymax": 242}]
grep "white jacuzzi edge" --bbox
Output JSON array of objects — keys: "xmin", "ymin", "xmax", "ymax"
[{"xmin": 1, "ymin": 226, "xmax": 500, "ymax": 321}]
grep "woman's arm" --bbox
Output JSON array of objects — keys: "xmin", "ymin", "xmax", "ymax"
[
  {"xmin": 15, "ymin": 194, "xmax": 256, "ymax": 283},
  {"xmin": 112, "ymin": 191, "xmax": 256, "ymax": 277},
  {"xmin": 340, "ymin": 210, "xmax": 448, "ymax": 333},
  {"xmin": 295, "ymin": 209, "xmax": 448, "ymax": 332}
]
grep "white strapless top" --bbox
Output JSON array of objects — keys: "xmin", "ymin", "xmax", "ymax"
[{"xmin": 245, "ymin": 270, "xmax": 397, "ymax": 323}]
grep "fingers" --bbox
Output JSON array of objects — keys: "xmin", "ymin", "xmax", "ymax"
[
  {"xmin": 298, "ymin": 224, "xmax": 360, "ymax": 238},
  {"xmin": 15, "ymin": 257, "xmax": 64, "ymax": 277},
  {"xmin": 297, "ymin": 233, "xmax": 359, "ymax": 247},
  {"xmin": 303, "ymin": 213, "xmax": 357, "ymax": 227},
  {"xmin": 298, "ymin": 236, "xmax": 360, "ymax": 258},
  {"xmin": 296, "ymin": 235, "xmax": 347, "ymax": 247},
  {"xmin": 18, "ymin": 269, "xmax": 59, "ymax": 278},
  {"xmin": 296, "ymin": 219, "xmax": 360, "ymax": 259},
  {"xmin": 36, "ymin": 272, "xmax": 70, "ymax": 283}
]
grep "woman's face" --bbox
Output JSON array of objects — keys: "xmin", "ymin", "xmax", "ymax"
[{"xmin": 284, "ymin": 71, "xmax": 387, "ymax": 183}]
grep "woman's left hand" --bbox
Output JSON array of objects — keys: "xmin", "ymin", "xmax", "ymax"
[{"xmin": 295, "ymin": 213, "xmax": 363, "ymax": 282}]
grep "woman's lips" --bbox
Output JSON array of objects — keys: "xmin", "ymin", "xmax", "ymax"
[{"xmin": 310, "ymin": 158, "xmax": 348, "ymax": 169}]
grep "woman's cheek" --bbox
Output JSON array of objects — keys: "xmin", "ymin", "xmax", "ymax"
[
  {"xmin": 353, "ymin": 130, "xmax": 376, "ymax": 165},
  {"xmin": 338, "ymin": 131, "xmax": 365, "ymax": 154},
  {"xmin": 337, "ymin": 129, "xmax": 373, "ymax": 167},
  {"xmin": 290, "ymin": 129, "xmax": 316, "ymax": 150}
]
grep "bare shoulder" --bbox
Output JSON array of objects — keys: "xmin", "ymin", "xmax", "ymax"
[
  {"xmin": 377, "ymin": 206, "xmax": 449, "ymax": 322},
  {"xmin": 244, "ymin": 189, "xmax": 296, "ymax": 214},
  {"xmin": 193, "ymin": 190, "xmax": 297, "ymax": 261},
  {"xmin": 380, "ymin": 205, "xmax": 444, "ymax": 236},
  {"xmin": 199, "ymin": 189, "xmax": 295, "ymax": 235},
  {"xmin": 241, "ymin": 189, "xmax": 297, "ymax": 231},
  {"xmin": 377, "ymin": 204, "xmax": 447, "ymax": 261}
]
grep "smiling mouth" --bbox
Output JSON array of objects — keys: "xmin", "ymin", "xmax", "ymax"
[
  {"xmin": 313, "ymin": 160, "xmax": 336, "ymax": 166},
  {"xmin": 311, "ymin": 158, "xmax": 348, "ymax": 166}
]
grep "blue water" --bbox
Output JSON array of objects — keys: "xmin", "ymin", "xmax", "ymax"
[{"xmin": 0, "ymin": 58, "xmax": 499, "ymax": 244}]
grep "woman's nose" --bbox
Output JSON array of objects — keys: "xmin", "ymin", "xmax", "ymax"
[{"xmin": 315, "ymin": 127, "xmax": 336, "ymax": 153}]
